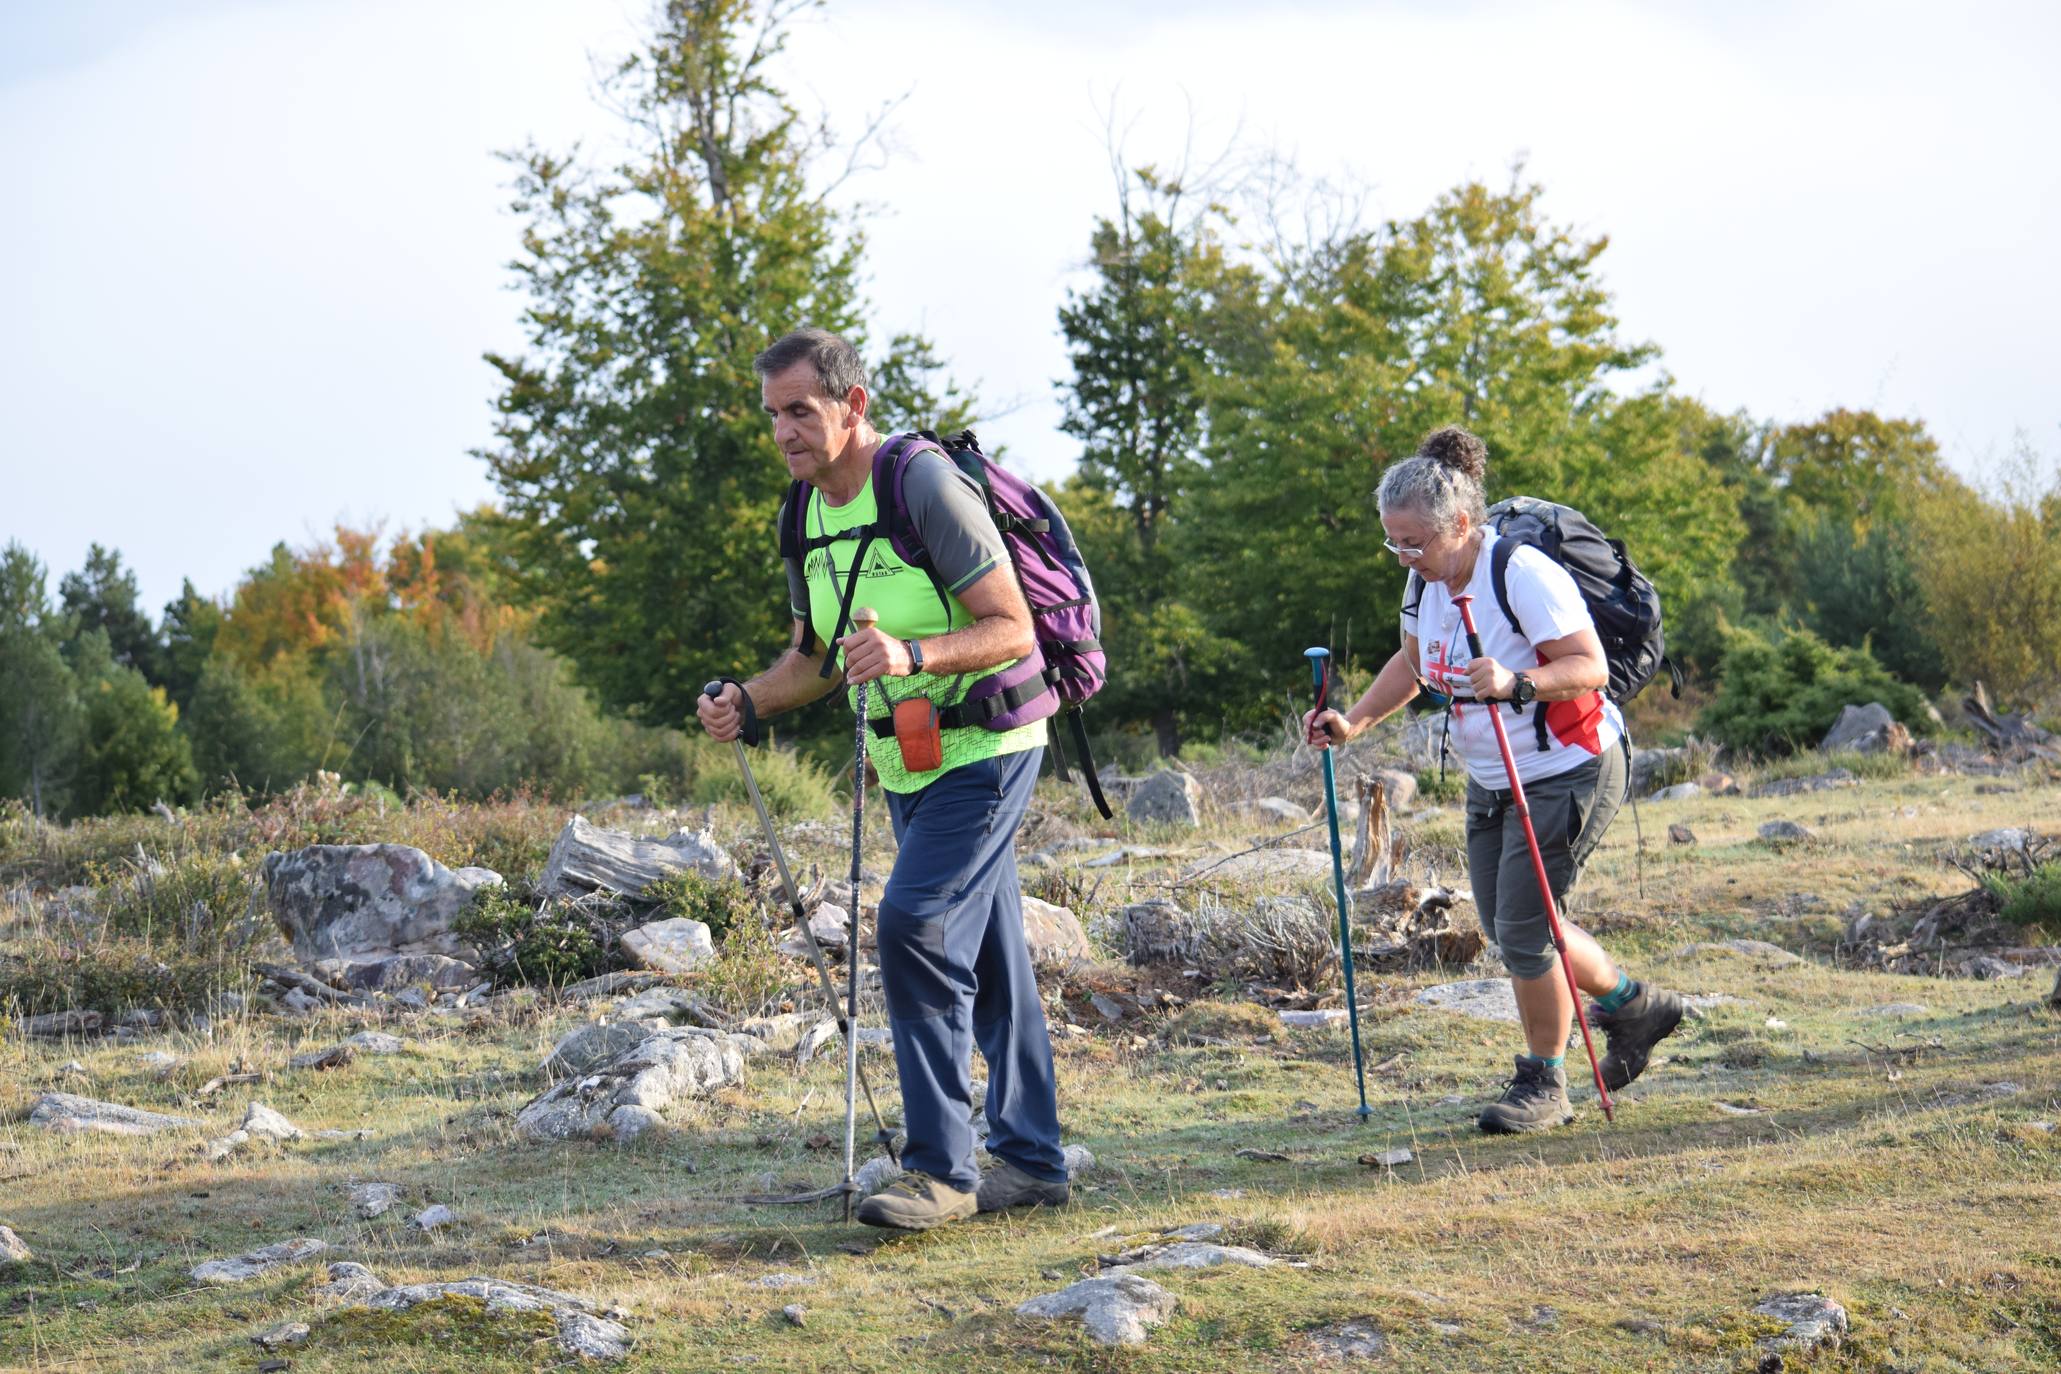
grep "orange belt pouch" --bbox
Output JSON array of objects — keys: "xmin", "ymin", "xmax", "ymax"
[{"xmin": 892, "ymin": 697, "xmax": 944, "ymax": 773}]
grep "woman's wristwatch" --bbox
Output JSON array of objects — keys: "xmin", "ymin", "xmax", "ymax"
[{"xmin": 1510, "ymin": 672, "xmax": 1538, "ymax": 707}]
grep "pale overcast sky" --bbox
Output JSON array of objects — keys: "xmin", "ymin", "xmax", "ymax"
[{"xmin": 4, "ymin": 0, "xmax": 2056, "ymax": 615}]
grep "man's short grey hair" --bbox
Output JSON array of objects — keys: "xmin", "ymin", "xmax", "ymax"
[
  {"xmin": 1376, "ymin": 426, "xmax": 1490, "ymax": 533},
  {"xmin": 753, "ymin": 328, "xmax": 868, "ymax": 400}
]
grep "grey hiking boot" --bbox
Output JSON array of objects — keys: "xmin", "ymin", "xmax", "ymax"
[
  {"xmin": 976, "ymin": 1158, "xmax": 1070, "ymax": 1213},
  {"xmin": 1477, "ymin": 1055, "xmax": 1573, "ymax": 1134},
  {"xmin": 853, "ymin": 1170, "xmax": 977, "ymax": 1231},
  {"xmin": 1593, "ymin": 983, "xmax": 1685, "ymax": 1091}
]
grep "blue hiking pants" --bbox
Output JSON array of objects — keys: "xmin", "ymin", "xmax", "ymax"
[{"xmin": 877, "ymin": 746, "xmax": 1064, "ymax": 1192}]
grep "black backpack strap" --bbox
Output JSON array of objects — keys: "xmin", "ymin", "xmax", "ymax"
[
  {"xmin": 1403, "ymin": 571, "xmax": 1426, "ymax": 630},
  {"xmin": 816, "ymin": 526, "xmax": 881, "ymax": 679},
  {"xmin": 779, "ymin": 481, "xmax": 820, "ymax": 655},
  {"xmin": 1069, "ymin": 711, "xmax": 1113, "ymax": 819}
]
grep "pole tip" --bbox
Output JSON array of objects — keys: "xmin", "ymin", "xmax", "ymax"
[{"xmin": 1304, "ymin": 646, "xmax": 1331, "ymax": 660}]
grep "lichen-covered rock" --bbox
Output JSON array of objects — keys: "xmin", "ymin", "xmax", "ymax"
[
  {"xmin": 1126, "ymin": 770, "xmax": 1204, "ymax": 828},
  {"xmin": 516, "ymin": 1028, "xmax": 744, "ymax": 1142},
  {"xmin": 1757, "ymin": 820, "xmax": 1815, "ymax": 844},
  {"xmin": 349, "ymin": 1182, "xmax": 402, "ymax": 1219},
  {"xmin": 312, "ymin": 1261, "xmax": 385, "ymax": 1302},
  {"xmin": 0, "ymin": 1225, "xmax": 32, "ymax": 1264},
  {"xmin": 541, "ymin": 1022, "xmax": 651, "ymax": 1079},
  {"xmin": 1017, "ymin": 1274, "xmax": 1177, "ymax": 1346},
  {"xmin": 358, "ymin": 1276, "xmax": 631, "ymax": 1361},
  {"xmin": 191, "ymin": 1237, "xmax": 328, "ymax": 1284},
  {"xmin": 1821, "ymin": 702, "xmax": 1899, "ymax": 753},
  {"xmin": 262, "ymin": 843, "xmax": 500, "ymax": 966},
  {"xmin": 30, "ymin": 1092, "xmax": 200, "ymax": 1136},
  {"xmin": 1754, "ymin": 1291, "xmax": 1848, "ymax": 1353},
  {"xmin": 241, "ymin": 1102, "xmax": 304, "ymax": 1142},
  {"xmin": 539, "ymin": 815, "xmax": 736, "ymax": 899},
  {"xmin": 1105, "ymin": 1241, "xmax": 1276, "ymax": 1274},
  {"xmin": 346, "ymin": 1030, "xmax": 407, "ymax": 1055}
]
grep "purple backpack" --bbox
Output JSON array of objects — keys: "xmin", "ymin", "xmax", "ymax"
[{"xmin": 780, "ymin": 429, "xmax": 1112, "ymax": 816}]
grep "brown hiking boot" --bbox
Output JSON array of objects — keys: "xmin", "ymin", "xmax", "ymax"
[
  {"xmin": 1593, "ymin": 983, "xmax": 1685, "ymax": 1091},
  {"xmin": 853, "ymin": 1171, "xmax": 977, "ymax": 1231},
  {"xmin": 1477, "ymin": 1056, "xmax": 1574, "ymax": 1134},
  {"xmin": 976, "ymin": 1158, "xmax": 1070, "ymax": 1213}
]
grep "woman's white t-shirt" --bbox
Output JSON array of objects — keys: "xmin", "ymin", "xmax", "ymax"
[{"xmin": 1400, "ymin": 534, "xmax": 1624, "ymax": 789}]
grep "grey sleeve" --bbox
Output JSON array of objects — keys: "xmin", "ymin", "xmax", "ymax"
[
  {"xmin": 902, "ymin": 450, "xmax": 1006, "ymax": 593},
  {"xmin": 785, "ymin": 556, "xmax": 808, "ymax": 620}
]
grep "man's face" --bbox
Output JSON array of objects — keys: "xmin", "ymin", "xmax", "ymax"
[{"xmin": 761, "ymin": 361, "xmax": 862, "ymax": 485}]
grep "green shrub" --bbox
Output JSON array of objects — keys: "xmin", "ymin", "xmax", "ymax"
[
  {"xmin": 1982, "ymin": 862, "xmax": 2061, "ymax": 934},
  {"xmin": 693, "ymin": 915, "xmax": 784, "ymax": 1016},
  {"xmin": 452, "ymin": 886, "xmax": 616, "ymax": 987},
  {"xmin": 643, "ymin": 871, "xmax": 758, "ymax": 944},
  {"xmin": 1414, "ymin": 768, "xmax": 1464, "ymax": 806},
  {"xmin": 0, "ymin": 939, "xmax": 241, "ymax": 1016},
  {"xmin": 95, "ymin": 852, "xmax": 261, "ymax": 953},
  {"xmin": 1697, "ymin": 623, "xmax": 1929, "ymax": 756},
  {"xmin": 681, "ymin": 736, "xmax": 838, "ymax": 818}
]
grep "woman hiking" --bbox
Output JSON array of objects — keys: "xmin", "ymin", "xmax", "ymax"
[{"xmin": 1303, "ymin": 425, "xmax": 1685, "ymax": 1132}]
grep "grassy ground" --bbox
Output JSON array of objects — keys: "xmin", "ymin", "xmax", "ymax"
[{"xmin": 3, "ymin": 759, "xmax": 2059, "ymax": 1372}]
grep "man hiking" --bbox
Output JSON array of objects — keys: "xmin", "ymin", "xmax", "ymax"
[{"xmin": 695, "ymin": 329, "xmax": 1069, "ymax": 1228}]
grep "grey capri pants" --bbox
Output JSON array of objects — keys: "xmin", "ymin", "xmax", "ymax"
[{"xmin": 1463, "ymin": 740, "xmax": 1629, "ymax": 980}]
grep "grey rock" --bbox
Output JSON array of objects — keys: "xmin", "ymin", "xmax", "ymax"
[
  {"xmin": 1243, "ymin": 797, "xmax": 1310, "ymax": 826},
  {"xmin": 414, "ymin": 1203, "xmax": 455, "ymax": 1230},
  {"xmin": 1126, "ymin": 770, "xmax": 1204, "ymax": 828},
  {"xmin": 1415, "ymin": 978, "xmax": 1522, "ymax": 1024},
  {"xmin": 1970, "ymin": 827, "xmax": 2031, "ymax": 852},
  {"xmin": 23, "ymin": 1010, "xmax": 103, "ymax": 1038},
  {"xmin": 1308, "ymin": 1317, "xmax": 1387, "ymax": 1360},
  {"xmin": 1821, "ymin": 702, "xmax": 1897, "ymax": 752},
  {"xmin": 262, "ymin": 843, "xmax": 500, "ymax": 966},
  {"xmin": 543, "ymin": 1022, "xmax": 652, "ymax": 1080},
  {"xmin": 1020, "ymin": 895, "xmax": 1091, "ymax": 971},
  {"xmin": 359, "ymin": 1276, "xmax": 630, "ymax": 1361},
  {"xmin": 1631, "ymin": 745, "xmax": 1689, "ymax": 795},
  {"xmin": 1969, "ymin": 956, "xmax": 2029, "ymax": 980},
  {"xmin": 516, "ymin": 1027, "xmax": 744, "ymax": 1142},
  {"xmin": 1017, "ymin": 1274, "xmax": 1178, "ymax": 1346},
  {"xmin": 613, "ymin": 986, "xmax": 722, "ymax": 1027},
  {"xmin": 791, "ymin": 1019, "xmax": 841, "ymax": 1066},
  {"xmin": 240, "ymin": 1102, "xmax": 303, "ymax": 1142},
  {"xmin": 1652, "ymin": 782, "xmax": 1701, "ymax": 802},
  {"xmin": 136, "ymin": 1050, "xmax": 178, "ymax": 1069},
  {"xmin": 346, "ymin": 1030, "xmax": 407, "ymax": 1054},
  {"xmin": 0, "ymin": 1225, "xmax": 31, "ymax": 1263},
  {"xmin": 1753, "ymin": 1291, "xmax": 1847, "ymax": 1352},
  {"xmin": 350, "ymin": 1182, "xmax": 402, "ymax": 1219},
  {"xmin": 781, "ymin": 1303, "xmax": 807, "ymax": 1327},
  {"xmin": 330, "ymin": 952, "xmax": 479, "ymax": 992},
  {"xmin": 311, "ymin": 1260, "xmax": 386, "ymax": 1302},
  {"xmin": 749, "ymin": 1272, "xmax": 816, "ymax": 1290},
  {"xmin": 30, "ymin": 1092, "xmax": 200, "ymax": 1136},
  {"xmin": 1189, "ymin": 849, "xmax": 1334, "ymax": 882},
  {"xmin": 1062, "ymin": 1144, "xmax": 1095, "ymax": 1178},
  {"xmin": 1367, "ymin": 1148, "xmax": 1413, "ymax": 1167},
  {"xmin": 250, "ymin": 1322, "xmax": 310, "ymax": 1349},
  {"xmin": 853, "ymin": 1155, "xmax": 904, "ymax": 1197},
  {"xmin": 1667, "ymin": 823, "xmax": 1696, "ymax": 845},
  {"xmin": 539, "ymin": 813, "xmax": 736, "ymax": 899},
  {"xmin": 1281, "ymin": 1009, "xmax": 1349, "ymax": 1028},
  {"xmin": 203, "ymin": 1130, "xmax": 252, "ymax": 1161},
  {"xmin": 1162, "ymin": 1223, "xmax": 1224, "ymax": 1241},
  {"xmin": 289, "ymin": 1044, "xmax": 356, "ymax": 1071},
  {"xmin": 192, "ymin": 1237, "xmax": 328, "ymax": 1284},
  {"xmin": 1107, "ymin": 1241, "xmax": 1277, "ymax": 1274},
  {"xmin": 620, "ymin": 917, "xmax": 716, "ymax": 973},
  {"xmin": 1757, "ymin": 820, "xmax": 1815, "ymax": 844},
  {"xmin": 559, "ymin": 971, "xmax": 669, "ymax": 1001},
  {"xmin": 1852, "ymin": 1003, "xmax": 1931, "ymax": 1017},
  {"xmin": 1369, "ymin": 768, "xmax": 1419, "ymax": 812}
]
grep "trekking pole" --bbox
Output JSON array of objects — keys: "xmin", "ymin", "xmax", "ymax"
[
  {"xmin": 1451, "ymin": 595, "xmax": 1614, "ymax": 1122},
  {"xmin": 1305, "ymin": 647, "xmax": 1372, "ymax": 1123},
  {"xmin": 703, "ymin": 682, "xmax": 898, "ymax": 1176},
  {"xmin": 841, "ymin": 607, "xmax": 880, "ymax": 1221}
]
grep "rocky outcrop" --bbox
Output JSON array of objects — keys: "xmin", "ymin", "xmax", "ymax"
[
  {"xmin": 30, "ymin": 1093, "xmax": 200, "ymax": 1136},
  {"xmin": 515, "ymin": 1027, "xmax": 744, "ymax": 1142},
  {"xmin": 1126, "ymin": 771, "xmax": 1204, "ymax": 828},
  {"xmin": 262, "ymin": 844, "xmax": 500, "ymax": 968},
  {"xmin": 539, "ymin": 815, "xmax": 736, "ymax": 899}
]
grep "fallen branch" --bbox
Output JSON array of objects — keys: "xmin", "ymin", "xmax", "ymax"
[{"xmin": 254, "ymin": 962, "xmax": 373, "ymax": 1008}]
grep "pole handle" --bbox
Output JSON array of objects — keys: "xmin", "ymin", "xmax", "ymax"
[
  {"xmin": 1453, "ymin": 594, "xmax": 1487, "ymax": 661},
  {"xmin": 852, "ymin": 606, "xmax": 879, "ymax": 630}
]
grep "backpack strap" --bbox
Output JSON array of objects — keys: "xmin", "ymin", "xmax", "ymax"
[
  {"xmin": 1486, "ymin": 537, "xmax": 1552, "ymax": 752},
  {"xmin": 874, "ymin": 434, "xmax": 956, "ymax": 623},
  {"xmin": 779, "ymin": 481, "xmax": 820, "ymax": 656},
  {"xmin": 1402, "ymin": 570, "xmax": 1426, "ymax": 631}
]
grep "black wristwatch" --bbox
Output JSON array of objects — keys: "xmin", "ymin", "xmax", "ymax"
[
  {"xmin": 1510, "ymin": 673, "xmax": 1538, "ymax": 707},
  {"xmin": 905, "ymin": 639, "xmax": 925, "ymax": 674}
]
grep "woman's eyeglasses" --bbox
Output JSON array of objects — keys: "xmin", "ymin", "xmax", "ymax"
[{"xmin": 1382, "ymin": 539, "xmax": 1425, "ymax": 559}]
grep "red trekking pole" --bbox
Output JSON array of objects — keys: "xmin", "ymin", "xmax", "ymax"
[{"xmin": 1453, "ymin": 594, "xmax": 1613, "ymax": 1122}]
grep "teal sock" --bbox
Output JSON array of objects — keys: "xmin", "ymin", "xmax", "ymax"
[
  {"xmin": 1593, "ymin": 971, "xmax": 1637, "ymax": 1014},
  {"xmin": 1521, "ymin": 1052, "xmax": 1565, "ymax": 1070}
]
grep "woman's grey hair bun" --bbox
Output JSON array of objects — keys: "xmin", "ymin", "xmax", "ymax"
[{"xmin": 1376, "ymin": 425, "xmax": 1489, "ymax": 532}]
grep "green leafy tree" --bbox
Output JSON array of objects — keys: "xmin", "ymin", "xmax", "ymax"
[
  {"xmin": 1772, "ymin": 409, "xmax": 1958, "ymax": 535},
  {"xmin": 183, "ymin": 653, "xmax": 330, "ymax": 795},
  {"xmin": 69, "ymin": 629, "xmax": 198, "ymax": 815},
  {"xmin": 1793, "ymin": 514, "xmax": 1945, "ymax": 692},
  {"xmin": 159, "ymin": 579, "xmax": 226, "ymax": 710},
  {"xmin": 0, "ymin": 543, "xmax": 82, "ymax": 816},
  {"xmin": 479, "ymin": 0, "xmax": 877, "ymax": 727},
  {"xmin": 59, "ymin": 544, "xmax": 160, "ymax": 677},
  {"xmin": 1056, "ymin": 165, "xmax": 1264, "ymax": 753}
]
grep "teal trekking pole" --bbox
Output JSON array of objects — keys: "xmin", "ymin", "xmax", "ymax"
[{"xmin": 1306, "ymin": 647, "xmax": 1372, "ymax": 1123}]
